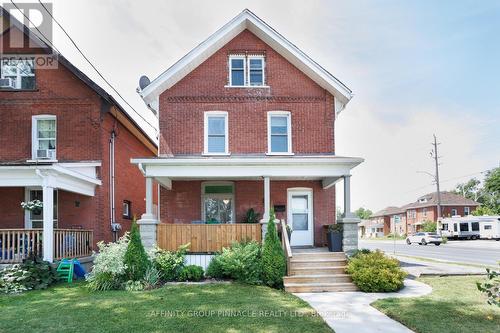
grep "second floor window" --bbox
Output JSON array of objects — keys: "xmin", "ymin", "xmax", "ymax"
[
  {"xmin": 32, "ymin": 115, "xmax": 56, "ymax": 160},
  {"xmin": 204, "ymin": 112, "xmax": 228, "ymax": 155},
  {"xmin": 0, "ymin": 58, "xmax": 35, "ymax": 90},
  {"xmin": 228, "ymin": 54, "xmax": 265, "ymax": 87},
  {"xmin": 267, "ymin": 112, "xmax": 292, "ymax": 154}
]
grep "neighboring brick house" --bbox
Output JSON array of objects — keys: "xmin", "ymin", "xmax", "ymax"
[
  {"xmin": 369, "ymin": 192, "xmax": 480, "ymax": 237},
  {"xmin": 132, "ymin": 10, "xmax": 363, "ymax": 250},
  {"xmin": 404, "ymin": 192, "xmax": 480, "ymax": 234},
  {"xmin": 0, "ymin": 8, "xmax": 157, "ymax": 263}
]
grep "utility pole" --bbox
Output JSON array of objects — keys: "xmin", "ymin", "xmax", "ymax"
[{"xmin": 431, "ymin": 134, "xmax": 442, "ymax": 233}]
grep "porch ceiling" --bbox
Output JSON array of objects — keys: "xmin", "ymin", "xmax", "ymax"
[
  {"xmin": 0, "ymin": 162, "xmax": 102, "ymax": 196},
  {"xmin": 132, "ymin": 156, "xmax": 363, "ymax": 189}
]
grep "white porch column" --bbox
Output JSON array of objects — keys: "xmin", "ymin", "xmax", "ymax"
[
  {"xmin": 42, "ymin": 185, "xmax": 54, "ymax": 262},
  {"xmin": 137, "ymin": 176, "xmax": 159, "ymax": 249},
  {"xmin": 343, "ymin": 175, "xmax": 353, "ymax": 217},
  {"xmin": 338, "ymin": 174, "xmax": 360, "ymax": 255},
  {"xmin": 260, "ymin": 176, "xmax": 271, "ymax": 241}
]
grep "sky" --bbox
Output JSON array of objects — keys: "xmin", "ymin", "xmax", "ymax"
[{"xmin": 8, "ymin": 0, "xmax": 500, "ymax": 212}]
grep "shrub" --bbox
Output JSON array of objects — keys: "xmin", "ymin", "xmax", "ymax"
[
  {"xmin": 124, "ymin": 280, "xmax": 144, "ymax": 291},
  {"xmin": 347, "ymin": 250, "xmax": 407, "ymax": 292},
  {"xmin": 0, "ymin": 255, "xmax": 58, "ymax": 294},
  {"xmin": 86, "ymin": 233, "xmax": 129, "ymax": 291},
  {"xmin": 178, "ymin": 265, "xmax": 204, "ymax": 282},
  {"xmin": 441, "ymin": 236, "xmax": 448, "ymax": 244},
  {"xmin": 261, "ymin": 211, "xmax": 286, "ymax": 288},
  {"xmin": 422, "ymin": 220, "xmax": 437, "ymax": 232},
  {"xmin": 350, "ymin": 248, "xmax": 372, "ymax": 258},
  {"xmin": 124, "ymin": 219, "xmax": 151, "ymax": 281},
  {"xmin": 206, "ymin": 241, "xmax": 262, "ymax": 284},
  {"xmin": 143, "ymin": 266, "xmax": 161, "ymax": 290},
  {"xmin": 476, "ymin": 265, "xmax": 500, "ymax": 307},
  {"xmin": 153, "ymin": 244, "xmax": 189, "ymax": 281}
]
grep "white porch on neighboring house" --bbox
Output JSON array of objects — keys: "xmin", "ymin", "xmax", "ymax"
[
  {"xmin": 132, "ymin": 155, "xmax": 363, "ymax": 253},
  {"xmin": 0, "ymin": 163, "xmax": 101, "ymax": 263}
]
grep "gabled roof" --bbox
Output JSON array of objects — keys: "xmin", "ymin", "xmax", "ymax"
[
  {"xmin": 371, "ymin": 206, "xmax": 404, "ymax": 218},
  {"xmin": 405, "ymin": 192, "xmax": 480, "ymax": 209},
  {"xmin": 0, "ymin": 6, "xmax": 157, "ymax": 154},
  {"xmin": 138, "ymin": 9, "xmax": 353, "ymax": 112}
]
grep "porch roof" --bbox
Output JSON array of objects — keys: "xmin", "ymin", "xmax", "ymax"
[
  {"xmin": 0, "ymin": 162, "xmax": 102, "ymax": 196},
  {"xmin": 131, "ymin": 155, "xmax": 363, "ymax": 189}
]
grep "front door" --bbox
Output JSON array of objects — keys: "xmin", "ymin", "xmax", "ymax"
[{"xmin": 287, "ymin": 189, "xmax": 313, "ymax": 246}]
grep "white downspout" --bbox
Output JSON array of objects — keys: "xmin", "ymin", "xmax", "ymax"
[{"xmin": 109, "ymin": 131, "xmax": 116, "ymax": 239}]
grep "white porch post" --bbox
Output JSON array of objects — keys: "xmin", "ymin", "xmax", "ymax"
[
  {"xmin": 260, "ymin": 176, "xmax": 271, "ymax": 241},
  {"xmin": 338, "ymin": 174, "xmax": 360, "ymax": 255},
  {"xmin": 137, "ymin": 176, "xmax": 159, "ymax": 249},
  {"xmin": 42, "ymin": 185, "xmax": 54, "ymax": 262}
]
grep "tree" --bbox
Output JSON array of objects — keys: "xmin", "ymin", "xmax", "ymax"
[
  {"xmin": 483, "ymin": 168, "xmax": 500, "ymax": 214},
  {"xmin": 261, "ymin": 210, "xmax": 286, "ymax": 288},
  {"xmin": 453, "ymin": 167, "xmax": 500, "ymax": 215},
  {"xmin": 124, "ymin": 219, "xmax": 151, "ymax": 281},
  {"xmin": 422, "ymin": 220, "xmax": 437, "ymax": 232},
  {"xmin": 454, "ymin": 178, "xmax": 481, "ymax": 201},
  {"xmin": 472, "ymin": 206, "xmax": 495, "ymax": 216},
  {"xmin": 355, "ymin": 207, "xmax": 373, "ymax": 220}
]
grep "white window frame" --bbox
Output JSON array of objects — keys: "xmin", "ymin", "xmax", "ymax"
[
  {"xmin": 203, "ymin": 111, "xmax": 229, "ymax": 155},
  {"xmin": 201, "ymin": 181, "xmax": 235, "ymax": 223},
  {"xmin": 247, "ymin": 55, "xmax": 265, "ymax": 86},
  {"xmin": 0, "ymin": 58, "xmax": 35, "ymax": 90},
  {"xmin": 267, "ymin": 111, "xmax": 292, "ymax": 155},
  {"xmin": 422, "ymin": 207, "xmax": 427, "ymax": 217},
  {"xmin": 228, "ymin": 55, "xmax": 246, "ymax": 87},
  {"xmin": 464, "ymin": 206, "xmax": 470, "ymax": 216},
  {"xmin": 31, "ymin": 115, "xmax": 57, "ymax": 161},
  {"xmin": 451, "ymin": 208, "xmax": 458, "ymax": 216}
]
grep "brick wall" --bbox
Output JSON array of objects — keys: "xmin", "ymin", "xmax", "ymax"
[{"xmin": 158, "ymin": 30, "xmax": 335, "ymax": 156}]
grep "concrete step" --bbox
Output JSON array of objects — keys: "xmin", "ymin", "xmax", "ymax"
[
  {"xmin": 291, "ymin": 252, "xmax": 346, "ymax": 260},
  {"xmin": 290, "ymin": 258, "xmax": 347, "ymax": 268},
  {"xmin": 289, "ymin": 266, "xmax": 347, "ymax": 276},
  {"xmin": 284, "ymin": 274, "xmax": 352, "ymax": 284},
  {"xmin": 285, "ymin": 282, "xmax": 358, "ymax": 293}
]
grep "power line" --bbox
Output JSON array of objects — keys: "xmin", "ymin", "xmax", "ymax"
[
  {"xmin": 36, "ymin": 0, "xmax": 157, "ymax": 132},
  {"xmin": 9, "ymin": 0, "xmax": 157, "ymax": 133}
]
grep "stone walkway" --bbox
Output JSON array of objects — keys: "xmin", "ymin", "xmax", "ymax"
[{"xmin": 296, "ymin": 279, "xmax": 432, "ymax": 333}]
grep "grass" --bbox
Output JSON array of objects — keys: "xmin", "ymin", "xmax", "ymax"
[
  {"xmin": 0, "ymin": 282, "xmax": 332, "ymax": 333},
  {"xmin": 372, "ymin": 276, "xmax": 500, "ymax": 333}
]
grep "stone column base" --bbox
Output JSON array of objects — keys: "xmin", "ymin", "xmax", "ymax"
[
  {"xmin": 137, "ymin": 215, "xmax": 159, "ymax": 250},
  {"xmin": 338, "ymin": 217, "xmax": 361, "ymax": 255}
]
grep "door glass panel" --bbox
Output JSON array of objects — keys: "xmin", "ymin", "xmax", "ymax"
[
  {"xmin": 292, "ymin": 213, "xmax": 308, "ymax": 230},
  {"xmin": 204, "ymin": 196, "xmax": 232, "ymax": 223},
  {"xmin": 29, "ymin": 189, "xmax": 58, "ymax": 228},
  {"xmin": 292, "ymin": 195, "xmax": 308, "ymax": 230}
]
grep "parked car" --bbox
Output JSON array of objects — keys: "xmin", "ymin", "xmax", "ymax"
[{"xmin": 406, "ymin": 232, "xmax": 442, "ymax": 246}]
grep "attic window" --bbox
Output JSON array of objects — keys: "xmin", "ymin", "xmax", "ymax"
[{"xmin": 228, "ymin": 54, "xmax": 265, "ymax": 87}]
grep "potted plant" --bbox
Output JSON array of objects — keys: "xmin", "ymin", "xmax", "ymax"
[
  {"xmin": 244, "ymin": 208, "xmax": 260, "ymax": 223},
  {"xmin": 325, "ymin": 224, "xmax": 343, "ymax": 252},
  {"xmin": 21, "ymin": 199, "xmax": 43, "ymax": 215}
]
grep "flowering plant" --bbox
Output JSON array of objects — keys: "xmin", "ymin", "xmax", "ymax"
[{"xmin": 20, "ymin": 200, "xmax": 43, "ymax": 211}]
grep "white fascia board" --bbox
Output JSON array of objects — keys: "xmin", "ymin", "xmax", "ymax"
[{"xmin": 139, "ymin": 10, "xmax": 352, "ymax": 106}]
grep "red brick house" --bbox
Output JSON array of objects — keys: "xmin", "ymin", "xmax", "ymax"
[
  {"xmin": 0, "ymin": 8, "xmax": 157, "ymax": 263},
  {"xmin": 404, "ymin": 192, "xmax": 480, "ymax": 234},
  {"xmin": 132, "ymin": 9, "xmax": 363, "ymax": 253},
  {"xmin": 367, "ymin": 206, "xmax": 405, "ymax": 237}
]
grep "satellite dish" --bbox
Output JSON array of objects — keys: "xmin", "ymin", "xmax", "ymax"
[{"xmin": 139, "ymin": 75, "xmax": 150, "ymax": 90}]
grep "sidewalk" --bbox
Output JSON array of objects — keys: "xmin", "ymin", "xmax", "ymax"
[{"xmin": 296, "ymin": 279, "xmax": 432, "ymax": 333}]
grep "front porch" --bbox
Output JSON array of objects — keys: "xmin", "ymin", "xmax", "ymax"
[
  {"xmin": 0, "ymin": 162, "xmax": 101, "ymax": 262},
  {"xmin": 132, "ymin": 155, "xmax": 363, "ymax": 253}
]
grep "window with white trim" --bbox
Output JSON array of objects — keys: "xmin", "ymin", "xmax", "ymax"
[
  {"xmin": 123, "ymin": 200, "xmax": 131, "ymax": 219},
  {"xmin": 202, "ymin": 182, "xmax": 234, "ymax": 223},
  {"xmin": 464, "ymin": 206, "xmax": 470, "ymax": 216},
  {"xmin": 204, "ymin": 112, "xmax": 228, "ymax": 154},
  {"xmin": 451, "ymin": 208, "xmax": 458, "ymax": 216},
  {"xmin": 0, "ymin": 58, "xmax": 35, "ymax": 90},
  {"xmin": 267, "ymin": 112, "xmax": 291, "ymax": 154},
  {"xmin": 228, "ymin": 54, "xmax": 265, "ymax": 87},
  {"xmin": 32, "ymin": 115, "xmax": 56, "ymax": 160}
]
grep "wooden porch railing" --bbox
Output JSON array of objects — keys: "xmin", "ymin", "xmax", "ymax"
[
  {"xmin": 0, "ymin": 229, "xmax": 93, "ymax": 264},
  {"xmin": 157, "ymin": 223, "xmax": 262, "ymax": 253},
  {"xmin": 280, "ymin": 220, "xmax": 292, "ymax": 276}
]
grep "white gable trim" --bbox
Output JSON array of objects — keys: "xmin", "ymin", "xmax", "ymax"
[{"xmin": 139, "ymin": 9, "xmax": 353, "ymax": 109}]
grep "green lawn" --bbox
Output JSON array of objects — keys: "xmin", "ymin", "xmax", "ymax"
[
  {"xmin": 372, "ymin": 276, "xmax": 500, "ymax": 333},
  {"xmin": 0, "ymin": 282, "xmax": 332, "ymax": 333}
]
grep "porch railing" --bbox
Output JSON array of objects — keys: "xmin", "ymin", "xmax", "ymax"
[
  {"xmin": 280, "ymin": 220, "xmax": 292, "ymax": 276},
  {"xmin": 0, "ymin": 229, "xmax": 93, "ymax": 264},
  {"xmin": 157, "ymin": 223, "xmax": 262, "ymax": 253}
]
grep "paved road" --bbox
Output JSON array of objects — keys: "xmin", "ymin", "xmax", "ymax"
[{"xmin": 359, "ymin": 239, "xmax": 500, "ymax": 266}]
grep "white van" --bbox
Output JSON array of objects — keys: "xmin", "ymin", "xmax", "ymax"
[{"xmin": 441, "ymin": 216, "xmax": 500, "ymax": 240}]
